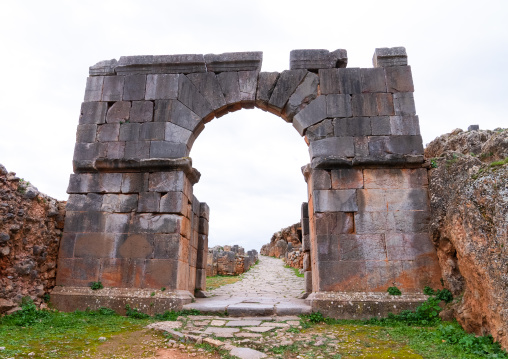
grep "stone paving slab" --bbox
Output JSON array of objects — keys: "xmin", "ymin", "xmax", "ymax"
[
  {"xmin": 226, "ymin": 320, "xmax": 262, "ymax": 327},
  {"xmin": 203, "ymin": 327, "xmax": 240, "ymax": 337}
]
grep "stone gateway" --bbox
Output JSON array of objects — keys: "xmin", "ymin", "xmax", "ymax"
[{"xmin": 52, "ymin": 47, "xmax": 442, "ymax": 317}]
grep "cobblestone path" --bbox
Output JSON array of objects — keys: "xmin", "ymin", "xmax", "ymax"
[
  {"xmin": 184, "ymin": 255, "xmax": 311, "ymax": 316},
  {"xmin": 210, "ymin": 255, "xmax": 305, "ymax": 299}
]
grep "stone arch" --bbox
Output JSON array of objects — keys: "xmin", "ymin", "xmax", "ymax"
[{"xmin": 53, "ymin": 48, "xmax": 442, "ymax": 317}]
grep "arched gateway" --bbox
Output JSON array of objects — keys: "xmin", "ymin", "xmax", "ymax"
[{"xmin": 52, "ymin": 47, "xmax": 442, "ymax": 318}]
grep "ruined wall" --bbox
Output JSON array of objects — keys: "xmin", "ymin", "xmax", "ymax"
[
  {"xmin": 260, "ymin": 222, "xmax": 301, "ymax": 258},
  {"xmin": 206, "ymin": 245, "xmax": 258, "ymax": 276},
  {"xmin": 426, "ymin": 127, "xmax": 508, "ymax": 349},
  {"xmin": 0, "ymin": 164, "xmax": 65, "ymax": 313}
]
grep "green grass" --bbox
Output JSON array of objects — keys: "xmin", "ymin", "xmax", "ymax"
[
  {"xmin": 284, "ymin": 263, "xmax": 304, "ymax": 278},
  {"xmin": 490, "ymin": 157, "xmax": 508, "ymax": 167},
  {"xmin": 206, "ymin": 273, "xmax": 246, "ymax": 290}
]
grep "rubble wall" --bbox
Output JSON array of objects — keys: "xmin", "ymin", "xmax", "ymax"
[
  {"xmin": 0, "ymin": 164, "xmax": 66, "ymax": 313},
  {"xmin": 206, "ymin": 245, "xmax": 258, "ymax": 276}
]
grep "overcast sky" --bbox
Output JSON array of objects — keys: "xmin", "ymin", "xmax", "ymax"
[{"xmin": 0, "ymin": 1, "xmax": 506, "ymax": 251}]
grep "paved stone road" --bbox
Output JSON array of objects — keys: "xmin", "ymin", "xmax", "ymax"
[
  {"xmin": 184, "ymin": 255, "xmax": 311, "ymax": 316},
  {"xmin": 211, "ymin": 255, "xmax": 305, "ymax": 298}
]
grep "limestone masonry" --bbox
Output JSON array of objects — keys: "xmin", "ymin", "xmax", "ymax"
[
  {"xmin": 206, "ymin": 245, "xmax": 258, "ymax": 277},
  {"xmin": 51, "ymin": 46, "xmax": 441, "ymax": 317}
]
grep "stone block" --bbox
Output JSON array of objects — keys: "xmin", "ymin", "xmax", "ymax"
[
  {"xmin": 302, "ymin": 234, "xmax": 310, "ymax": 251},
  {"xmin": 104, "ymin": 141, "xmax": 125, "ymax": 159},
  {"xmin": 326, "ymin": 94, "xmax": 352, "ymax": 117},
  {"xmin": 360, "ymin": 68, "xmax": 386, "ymax": 93},
  {"xmin": 186, "ymin": 72, "xmax": 226, "ymax": 111},
  {"xmin": 385, "ymin": 189, "xmax": 429, "ymax": 211},
  {"xmin": 58, "ymin": 233, "xmax": 75, "ymax": 259},
  {"xmin": 289, "ymin": 49, "xmax": 347, "ymax": 70},
  {"xmin": 164, "ymin": 122, "xmax": 192, "ymax": 144},
  {"xmin": 117, "ymin": 234, "xmax": 154, "ymax": 259},
  {"xmin": 196, "ymin": 269, "xmax": 206, "ymax": 290},
  {"xmin": 283, "ymin": 72, "xmax": 319, "ymax": 120},
  {"xmin": 97, "ymin": 124, "xmax": 120, "ymax": 142},
  {"xmin": 73, "ymin": 143, "xmax": 100, "ymax": 161},
  {"xmin": 363, "ymin": 168, "xmax": 428, "ymax": 189},
  {"xmin": 130, "ymin": 101, "xmax": 153, "ymax": 123},
  {"xmin": 373, "ymin": 47, "xmax": 408, "ymax": 67},
  {"xmin": 330, "ymin": 168, "xmax": 364, "ymax": 189},
  {"xmin": 356, "ymin": 189, "xmax": 386, "ymax": 212},
  {"xmin": 305, "ymin": 271, "xmax": 312, "ymax": 293},
  {"xmin": 268, "ymin": 69, "xmax": 307, "ymax": 113},
  {"xmin": 255, "ymin": 72, "xmax": 279, "ymax": 109},
  {"xmin": 292, "ymin": 96, "xmax": 327, "ymax": 136},
  {"xmin": 102, "ymin": 76, "xmax": 124, "ymax": 101},
  {"xmin": 239, "ymin": 70, "xmax": 258, "ymax": 105},
  {"xmin": 150, "ymin": 141, "xmax": 188, "ymax": 158},
  {"xmin": 370, "ymin": 116, "xmax": 391, "ymax": 135},
  {"xmin": 143, "ymin": 259, "xmax": 179, "ymax": 288},
  {"xmin": 178, "ymin": 75, "xmax": 212, "ymax": 119},
  {"xmin": 385, "ymin": 66, "xmax": 414, "ymax": 93},
  {"xmin": 106, "ymin": 101, "xmax": 131, "ymax": 123},
  {"xmin": 101, "ymin": 194, "xmax": 138, "ymax": 213},
  {"xmin": 354, "ymin": 136, "xmax": 369, "ymax": 157},
  {"xmin": 66, "ymin": 193, "xmax": 103, "ymax": 211},
  {"xmin": 89, "ymin": 59, "xmax": 117, "ymax": 76},
  {"xmin": 99, "ymin": 173, "xmax": 123, "ymax": 193},
  {"xmin": 309, "ymin": 136, "xmax": 354, "ymax": 159},
  {"xmin": 314, "ymin": 212, "xmax": 355, "ymax": 235},
  {"xmin": 393, "ymin": 93, "xmax": 416, "ymax": 115},
  {"xmin": 76, "ymin": 124, "xmax": 97, "ymax": 143},
  {"xmin": 104, "ymin": 213, "xmax": 130, "ymax": 233},
  {"xmin": 66, "ymin": 210, "xmax": 106, "ymax": 233},
  {"xmin": 301, "ymin": 216, "xmax": 310, "ymax": 237},
  {"xmin": 385, "ymin": 233, "xmax": 435, "ymax": 261},
  {"xmin": 159, "ymin": 192, "xmax": 187, "ymax": 215},
  {"xmin": 124, "ymin": 141, "xmax": 150, "ymax": 160},
  {"xmin": 339, "ymin": 234, "xmax": 387, "ymax": 261},
  {"xmin": 199, "ymin": 218, "xmax": 208, "ymax": 235},
  {"xmin": 153, "ymin": 214, "xmax": 182, "ymax": 234},
  {"xmin": 354, "ymin": 211, "xmax": 388, "ymax": 234},
  {"xmin": 119, "ymin": 123, "xmax": 140, "ymax": 141},
  {"xmin": 333, "ymin": 117, "xmax": 371, "ymax": 136},
  {"xmin": 313, "ymin": 189, "xmax": 358, "ymax": 212},
  {"xmin": 139, "ymin": 122, "xmax": 165, "ymax": 141},
  {"xmin": 56, "ymin": 258, "xmax": 100, "ymax": 286},
  {"xmin": 199, "ymin": 202, "xmax": 210, "ymax": 221},
  {"xmin": 138, "ymin": 192, "xmax": 161, "ymax": 212},
  {"xmin": 67, "ymin": 173, "xmax": 100, "ymax": 193},
  {"xmin": 316, "ymin": 260, "xmax": 367, "ymax": 292},
  {"xmin": 468, "ymin": 124, "xmax": 479, "ymax": 131},
  {"xmin": 216, "ymin": 71, "xmax": 240, "ymax": 105},
  {"xmin": 351, "ymin": 94, "xmax": 377, "ymax": 117},
  {"xmin": 318, "ymin": 68, "xmax": 340, "ymax": 95},
  {"xmin": 84, "ymin": 76, "xmax": 104, "ymax": 102},
  {"xmin": 204, "ymin": 51, "xmax": 262, "ymax": 72},
  {"xmin": 303, "ymin": 252, "xmax": 311, "ymax": 271},
  {"xmin": 116, "ymin": 54, "xmax": 206, "ymax": 75},
  {"xmin": 153, "ymin": 234, "xmax": 181, "ymax": 260},
  {"xmin": 149, "ymin": 171, "xmax": 186, "ymax": 192},
  {"xmin": 121, "ymin": 173, "xmax": 148, "ymax": 193},
  {"xmin": 338, "ymin": 68, "xmax": 361, "ymax": 94},
  {"xmin": 305, "ymin": 119, "xmax": 334, "ymax": 141},
  {"xmin": 376, "ymin": 93, "xmax": 395, "ymax": 116},
  {"xmin": 80, "ymin": 101, "xmax": 107, "ymax": 124},
  {"xmin": 98, "ymin": 258, "xmax": 139, "ymax": 288},
  {"xmin": 145, "ymin": 74, "xmax": 179, "ymax": 100},
  {"xmin": 310, "ymin": 169, "xmax": 331, "ymax": 190},
  {"xmin": 368, "ymin": 135, "xmax": 424, "ymax": 157},
  {"xmin": 387, "ymin": 210, "xmax": 430, "ymax": 233},
  {"xmin": 123, "ymin": 74, "xmax": 146, "ymax": 101}
]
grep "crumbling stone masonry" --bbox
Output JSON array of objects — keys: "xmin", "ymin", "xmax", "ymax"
[
  {"xmin": 52, "ymin": 47, "xmax": 442, "ymax": 317},
  {"xmin": 206, "ymin": 245, "xmax": 258, "ymax": 276}
]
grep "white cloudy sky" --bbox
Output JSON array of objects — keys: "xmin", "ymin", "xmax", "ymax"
[{"xmin": 0, "ymin": 1, "xmax": 506, "ymax": 251}]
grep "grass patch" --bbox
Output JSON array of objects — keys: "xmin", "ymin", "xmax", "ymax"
[
  {"xmin": 284, "ymin": 263, "xmax": 304, "ymax": 278},
  {"xmin": 490, "ymin": 157, "xmax": 508, "ymax": 167},
  {"xmin": 206, "ymin": 274, "xmax": 245, "ymax": 290}
]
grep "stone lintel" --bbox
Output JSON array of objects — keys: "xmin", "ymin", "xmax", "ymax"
[
  {"xmin": 204, "ymin": 52, "xmax": 263, "ymax": 73},
  {"xmin": 311, "ymin": 155, "xmax": 425, "ymax": 169},
  {"xmin": 373, "ymin": 47, "xmax": 408, "ymax": 68},
  {"xmin": 50, "ymin": 286, "xmax": 193, "ymax": 315},
  {"xmin": 290, "ymin": 49, "xmax": 347, "ymax": 71},
  {"xmin": 115, "ymin": 54, "xmax": 207, "ymax": 75},
  {"xmin": 89, "ymin": 59, "xmax": 118, "ymax": 76},
  {"xmin": 306, "ymin": 291, "xmax": 428, "ymax": 320}
]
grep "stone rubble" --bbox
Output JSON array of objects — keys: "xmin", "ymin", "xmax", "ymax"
[
  {"xmin": 260, "ymin": 223, "xmax": 304, "ymax": 270},
  {"xmin": 0, "ymin": 164, "xmax": 66, "ymax": 313},
  {"xmin": 206, "ymin": 245, "xmax": 258, "ymax": 276}
]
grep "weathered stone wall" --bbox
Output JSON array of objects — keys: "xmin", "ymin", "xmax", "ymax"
[
  {"xmin": 425, "ymin": 127, "xmax": 508, "ymax": 349},
  {"xmin": 0, "ymin": 164, "xmax": 66, "ymax": 313},
  {"xmin": 260, "ymin": 222, "xmax": 301, "ymax": 258},
  {"xmin": 206, "ymin": 245, "xmax": 258, "ymax": 276}
]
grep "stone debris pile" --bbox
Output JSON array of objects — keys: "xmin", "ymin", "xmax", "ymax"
[
  {"xmin": 260, "ymin": 223, "xmax": 304, "ymax": 269},
  {"xmin": 206, "ymin": 245, "xmax": 258, "ymax": 276},
  {"xmin": 0, "ymin": 164, "xmax": 66, "ymax": 314}
]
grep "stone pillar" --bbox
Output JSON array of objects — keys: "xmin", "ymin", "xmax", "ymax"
[
  {"xmin": 195, "ymin": 203, "xmax": 209, "ymax": 293},
  {"xmin": 52, "ymin": 160, "xmax": 200, "ymax": 314},
  {"xmin": 301, "ymin": 202, "xmax": 312, "ymax": 295}
]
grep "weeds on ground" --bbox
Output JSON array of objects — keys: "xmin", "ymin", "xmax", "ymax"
[{"xmin": 284, "ymin": 263, "xmax": 304, "ymax": 278}]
